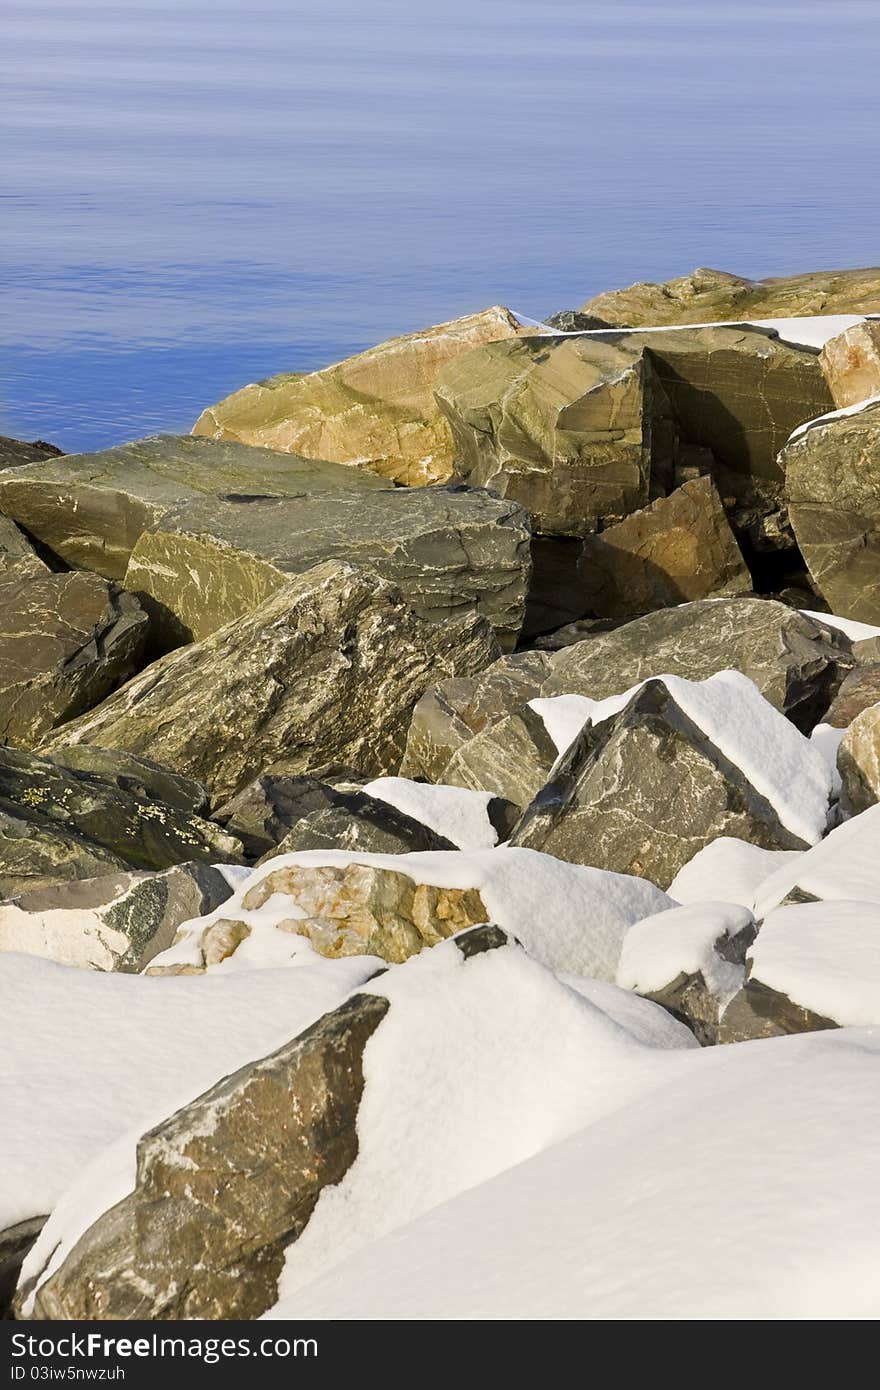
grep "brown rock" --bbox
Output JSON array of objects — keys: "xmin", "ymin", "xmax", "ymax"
[
  {"xmin": 822, "ymin": 665, "xmax": 880, "ymax": 728},
  {"xmin": 0, "ymin": 437, "xmax": 64, "ymax": 471},
  {"xmin": 820, "ymin": 320, "xmax": 880, "ymax": 408},
  {"xmin": 837, "ymin": 703, "xmax": 880, "ymax": 816},
  {"xmin": 0, "ymin": 515, "xmax": 48, "ymax": 581}
]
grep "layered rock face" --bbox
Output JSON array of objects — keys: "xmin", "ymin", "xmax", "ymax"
[
  {"xmin": 192, "ymin": 307, "xmax": 528, "ymax": 486},
  {"xmin": 577, "ymin": 265, "xmax": 880, "ymax": 325},
  {"xmin": 124, "ymin": 486, "xmax": 530, "ymax": 650}
]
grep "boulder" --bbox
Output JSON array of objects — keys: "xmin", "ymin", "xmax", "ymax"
[
  {"xmin": 0, "ymin": 747, "xmax": 241, "ymax": 898},
  {"xmin": 214, "ymin": 773, "xmax": 456, "ymax": 860},
  {"xmin": 821, "ymin": 664, "xmax": 880, "ymax": 727},
  {"xmin": 576, "ymin": 475, "xmax": 751, "ymax": 620},
  {"xmin": 785, "ymin": 400, "xmax": 880, "ymax": 623},
  {"xmin": 1, "ymin": 1217, "xmax": 46, "ymax": 1318},
  {"xmin": 123, "ymin": 486, "xmax": 530, "ymax": 651},
  {"xmin": 0, "ymin": 434, "xmax": 384, "ymax": 580},
  {"xmin": 45, "ymin": 747, "xmax": 209, "ymax": 816},
  {"xmin": 579, "ymin": 265, "xmax": 880, "ymax": 325},
  {"xmin": 509, "ymin": 680, "xmax": 815, "ymax": 889},
  {"xmin": 0, "ymin": 514, "xmax": 48, "ymax": 580},
  {"xmin": 0, "ymin": 573, "xmax": 148, "ymax": 747},
  {"xmin": 0, "ymin": 862, "xmax": 233, "ymax": 972},
  {"xmin": 401, "ymin": 650, "xmax": 552, "ymax": 782},
  {"xmin": 819, "ymin": 320, "xmax": 880, "ymax": 408},
  {"xmin": 41, "ymin": 561, "xmax": 500, "ymax": 807},
  {"xmin": 442, "ymin": 706, "xmax": 559, "ymax": 808},
  {"xmin": 617, "ymin": 901, "xmax": 756, "ymax": 1045},
  {"xmin": 543, "ymin": 310, "xmax": 612, "ymax": 331},
  {"xmin": 0, "ymin": 436, "xmax": 63, "ymax": 470},
  {"xmin": 838, "ymin": 703, "xmax": 880, "ymax": 816},
  {"xmin": 544, "ymin": 598, "xmax": 851, "ymax": 732},
  {"xmin": 192, "ymin": 307, "xmax": 527, "ymax": 487}
]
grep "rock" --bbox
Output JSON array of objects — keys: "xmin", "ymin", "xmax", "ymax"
[
  {"xmin": 822, "ymin": 664, "xmax": 880, "ymax": 727},
  {"xmin": 124, "ymin": 486, "xmax": 530, "ymax": 651},
  {"xmin": 751, "ymin": 805, "xmax": 880, "ymax": 917},
  {"xmin": 0, "ymin": 747, "xmax": 242, "ymax": 897},
  {"xmin": 617, "ymin": 901, "xmax": 756, "ymax": 1044},
  {"xmin": 529, "ymin": 616, "xmax": 621, "ymax": 651},
  {"xmin": 442, "ymin": 705, "xmax": 559, "ymax": 808},
  {"xmin": 401, "ymin": 650, "xmax": 552, "ymax": 782},
  {"xmin": 214, "ymin": 773, "xmax": 456, "ymax": 860},
  {"xmin": 667, "ymin": 837, "xmax": 803, "ymax": 910},
  {"xmin": 509, "ymin": 680, "xmax": 814, "ymax": 889},
  {"xmin": 437, "ymin": 324, "xmax": 832, "ymax": 542},
  {"xmin": 838, "ymin": 703, "xmax": 880, "ymax": 816},
  {"xmin": 0, "ymin": 862, "xmax": 233, "ymax": 972},
  {"xmin": 852, "ymin": 635, "xmax": 880, "ymax": 664},
  {"xmin": 45, "ymin": 747, "xmax": 209, "ymax": 817},
  {"xmin": 192, "ymin": 307, "xmax": 528, "ymax": 487},
  {"xmin": 0, "ymin": 434, "xmax": 384, "ymax": 580},
  {"xmin": 819, "ymin": 320, "xmax": 880, "ymax": 408},
  {"xmin": 543, "ymin": 310, "xmax": 612, "ymax": 331},
  {"xmin": 0, "ymin": 436, "xmax": 63, "ymax": 470},
  {"xmin": 362, "ymin": 777, "xmax": 516, "ymax": 849},
  {"xmin": 42, "ymin": 561, "xmax": 500, "ymax": 807},
  {"xmin": 576, "ymin": 476, "xmax": 751, "ymax": 620},
  {"xmin": 23, "ymin": 926, "xmax": 508, "ymax": 1320},
  {"xmin": 579, "ymin": 265, "xmax": 880, "ymax": 325},
  {"xmin": 1, "ymin": 1217, "xmax": 46, "ymax": 1318},
  {"xmin": 0, "ymin": 514, "xmax": 48, "ymax": 580},
  {"xmin": 0, "ymin": 573, "xmax": 149, "ymax": 748},
  {"xmin": 544, "ymin": 598, "xmax": 851, "ymax": 732},
  {"xmin": 785, "ymin": 400, "xmax": 880, "ymax": 623}
]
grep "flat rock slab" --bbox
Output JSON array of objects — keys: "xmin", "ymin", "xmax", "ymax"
[
  {"xmin": 0, "ymin": 572, "xmax": 148, "ymax": 747},
  {"xmin": 0, "ymin": 433, "xmax": 385, "ymax": 580},
  {"xmin": 193, "ymin": 306, "xmax": 527, "ymax": 487},
  {"xmin": 577, "ymin": 475, "xmax": 751, "ymax": 620},
  {"xmin": 124, "ymin": 486, "xmax": 531, "ymax": 651},
  {"xmin": 42, "ymin": 560, "xmax": 499, "ymax": 807},
  {"xmin": 785, "ymin": 400, "xmax": 880, "ymax": 624}
]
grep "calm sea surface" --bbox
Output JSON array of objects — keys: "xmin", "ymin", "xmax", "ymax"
[{"xmin": 3, "ymin": 0, "xmax": 879, "ymax": 452}]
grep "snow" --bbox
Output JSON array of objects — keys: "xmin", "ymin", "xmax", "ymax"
[
  {"xmin": 530, "ymin": 669, "xmax": 832, "ymax": 844},
  {"xmin": 617, "ymin": 901, "xmax": 753, "ymax": 1004},
  {"xmin": 0, "ymin": 950, "xmax": 378, "ymax": 1232},
  {"xmin": 668, "ymin": 837, "xmax": 803, "ymax": 910},
  {"xmin": 753, "ymin": 805, "xmax": 880, "ymax": 917},
  {"xmin": 801, "ymin": 610, "xmax": 880, "ymax": 643},
  {"xmin": 811, "ymin": 722, "xmax": 845, "ymax": 798},
  {"xmin": 269, "ymin": 1026, "xmax": 880, "ymax": 1320},
  {"xmin": 788, "ymin": 394, "xmax": 880, "ymax": 443},
  {"xmin": 149, "ymin": 845, "xmax": 673, "ymax": 982},
  {"xmin": 748, "ymin": 901, "xmax": 880, "ymax": 1026},
  {"xmin": 520, "ymin": 309, "xmax": 875, "ymax": 350},
  {"xmin": 361, "ymin": 777, "xmax": 500, "ymax": 849},
  {"xmin": 266, "ymin": 931, "xmax": 697, "ymax": 1305}
]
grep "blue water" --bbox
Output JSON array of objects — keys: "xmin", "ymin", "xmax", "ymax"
[{"xmin": 3, "ymin": 0, "xmax": 879, "ymax": 453}]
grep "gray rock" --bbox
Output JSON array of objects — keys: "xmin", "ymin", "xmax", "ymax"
[
  {"xmin": 0, "ymin": 514, "xmax": 48, "ymax": 580},
  {"xmin": 124, "ymin": 485, "xmax": 530, "ymax": 651},
  {"xmin": 821, "ymin": 664, "xmax": 880, "ymax": 728},
  {"xmin": 0, "ymin": 862, "xmax": 233, "ymax": 972},
  {"xmin": 45, "ymin": 747, "xmax": 209, "ymax": 817},
  {"xmin": 0, "ymin": 433, "xmax": 385, "ymax": 580},
  {"xmin": 41, "ymin": 561, "xmax": 500, "ymax": 807},
  {"xmin": 0, "ymin": 436, "xmax": 63, "ymax": 471},
  {"xmin": 785, "ymin": 400, "xmax": 880, "ymax": 624},
  {"xmin": 443, "ymin": 706, "xmax": 559, "ymax": 809},
  {"xmin": 0, "ymin": 746, "xmax": 242, "ymax": 898},
  {"xmin": 837, "ymin": 703, "xmax": 880, "ymax": 817},
  {"xmin": 544, "ymin": 597, "xmax": 851, "ymax": 732},
  {"xmin": 543, "ymin": 310, "xmax": 612, "ymax": 331},
  {"xmin": 719, "ymin": 979, "xmax": 837, "ymax": 1042},
  {"xmin": 852, "ymin": 636, "xmax": 880, "ymax": 664},
  {"xmin": 0, "ymin": 572, "xmax": 149, "ymax": 748},
  {"xmin": 1, "ymin": 1217, "xmax": 46, "ymax": 1318},
  {"xmin": 510, "ymin": 680, "xmax": 811, "ymax": 889}
]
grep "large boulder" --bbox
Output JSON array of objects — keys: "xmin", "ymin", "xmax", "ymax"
[
  {"xmin": 192, "ymin": 307, "xmax": 528, "ymax": 486},
  {"xmin": 510, "ymin": 677, "xmax": 825, "ymax": 889},
  {"xmin": 820, "ymin": 320, "xmax": 880, "ymax": 408},
  {"xmin": 0, "ymin": 747, "xmax": 242, "ymax": 897},
  {"xmin": 124, "ymin": 486, "xmax": 530, "ymax": 651},
  {"xmin": 41, "ymin": 561, "xmax": 499, "ymax": 807},
  {"xmin": 821, "ymin": 664, "xmax": 880, "ymax": 728},
  {"xmin": 0, "ymin": 862, "xmax": 233, "ymax": 972},
  {"xmin": 576, "ymin": 475, "xmax": 751, "ymax": 620},
  {"xmin": 837, "ymin": 703, "xmax": 880, "ymax": 816},
  {"xmin": 0, "ymin": 434, "xmax": 384, "ymax": 580},
  {"xmin": 784, "ymin": 400, "xmax": 880, "ymax": 623},
  {"xmin": 578, "ymin": 265, "xmax": 880, "ymax": 325},
  {"xmin": 45, "ymin": 746, "xmax": 209, "ymax": 816},
  {"xmin": 0, "ymin": 573, "xmax": 148, "ymax": 747},
  {"xmin": 0, "ymin": 515, "xmax": 48, "ymax": 580},
  {"xmin": 441, "ymin": 705, "xmax": 559, "ymax": 809},
  {"xmin": 0, "ymin": 436, "xmax": 63, "ymax": 471},
  {"xmin": 543, "ymin": 598, "xmax": 851, "ymax": 732}
]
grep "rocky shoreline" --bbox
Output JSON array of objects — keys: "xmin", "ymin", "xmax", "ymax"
[{"xmin": 3, "ymin": 264, "xmax": 880, "ymax": 1320}]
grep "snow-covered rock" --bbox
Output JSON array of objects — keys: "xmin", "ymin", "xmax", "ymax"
[
  {"xmin": 362, "ymin": 778, "xmax": 508, "ymax": 849},
  {"xmin": 753, "ymin": 805, "xmax": 880, "ymax": 916},
  {"xmin": 668, "ymin": 837, "xmax": 803, "ymax": 910}
]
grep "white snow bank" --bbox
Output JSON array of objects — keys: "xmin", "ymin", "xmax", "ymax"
[
  {"xmin": 270, "ymin": 1026, "xmax": 880, "ymax": 1320},
  {"xmin": 149, "ymin": 846, "xmax": 673, "ymax": 982},
  {"xmin": 362, "ymin": 777, "xmax": 500, "ymax": 849},
  {"xmin": 748, "ymin": 900, "xmax": 880, "ymax": 1026},
  {"xmin": 522, "ymin": 310, "xmax": 875, "ymax": 351},
  {"xmin": 668, "ymin": 837, "xmax": 802, "ymax": 910},
  {"xmin": 788, "ymin": 394, "xmax": 880, "ymax": 443},
  {"xmin": 0, "ymin": 950, "xmax": 378, "ymax": 1231},
  {"xmin": 617, "ymin": 901, "xmax": 753, "ymax": 1005},
  {"xmin": 754, "ymin": 805, "xmax": 880, "ymax": 918},
  {"xmin": 811, "ymin": 722, "xmax": 845, "ymax": 798},
  {"xmin": 269, "ymin": 932, "xmax": 697, "ymax": 1305},
  {"xmin": 801, "ymin": 610, "xmax": 880, "ymax": 643},
  {"xmin": 531, "ymin": 670, "xmax": 832, "ymax": 844}
]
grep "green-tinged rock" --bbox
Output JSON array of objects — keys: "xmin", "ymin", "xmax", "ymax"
[
  {"xmin": 0, "ymin": 515, "xmax": 48, "ymax": 580},
  {"xmin": 45, "ymin": 747, "xmax": 209, "ymax": 816},
  {"xmin": 0, "ymin": 436, "xmax": 63, "ymax": 471}
]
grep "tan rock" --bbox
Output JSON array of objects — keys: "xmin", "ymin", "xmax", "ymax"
[
  {"xmin": 838, "ymin": 703, "xmax": 880, "ymax": 817},
  {"xmin": 820, "ymin": 321, "xmax": 880, "ymax": 408},
  {"xmin": 192, "ymin": 307, "xmax": 529, "ymax": 486}
]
